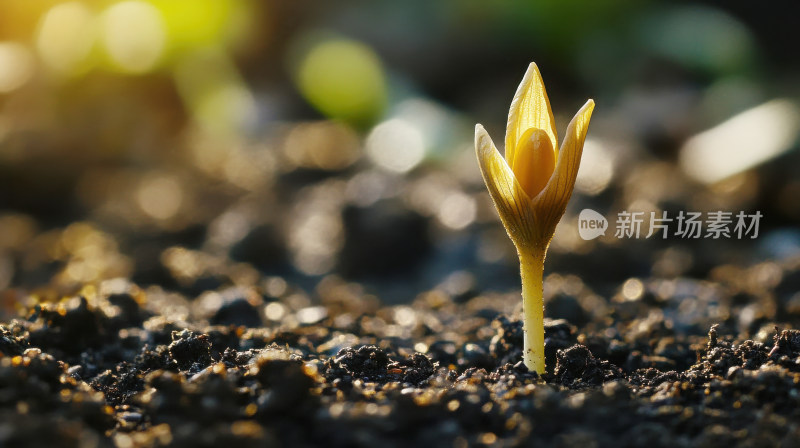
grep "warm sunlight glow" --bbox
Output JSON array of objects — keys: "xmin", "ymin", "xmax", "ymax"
[
  {"xmin": 36, "ymin": 2, "xmax": 95, "ymax": 76},
  {"xmin": 101, "ymin": 1, "xmax": 167, "ymax": 74}
]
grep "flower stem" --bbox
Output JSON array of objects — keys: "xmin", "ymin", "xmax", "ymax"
[{"xmin": 519, "ymin": 250, "xmax": 545, "ymax": 374}]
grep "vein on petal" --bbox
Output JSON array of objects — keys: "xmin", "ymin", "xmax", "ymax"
[
  {"xmin": 534, "ymin": 99, "xmax": 595, "ymax": 241},
  {"xmin": 475, "ymin": 124, "xmax": 537, "ymax": 248}
]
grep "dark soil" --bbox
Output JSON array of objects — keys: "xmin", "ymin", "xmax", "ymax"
[{"xmin": 3, "ymin": 262, "xmax": 800, "ymax": 447}]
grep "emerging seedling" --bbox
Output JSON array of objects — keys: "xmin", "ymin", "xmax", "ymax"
[{"xmin": 475, "ymin": 63, "xmax": 594, "ymax": 374}]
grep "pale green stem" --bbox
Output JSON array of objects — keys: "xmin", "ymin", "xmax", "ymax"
[{"xmin": 519, "ymin": 250, "xmax": 545, "ymax": 374}]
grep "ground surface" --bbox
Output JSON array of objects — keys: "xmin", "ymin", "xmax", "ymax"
[{"xmin": 2, "ymin": 254, "xmax": 800, "ymax": 447}]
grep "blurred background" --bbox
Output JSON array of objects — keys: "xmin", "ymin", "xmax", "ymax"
[{"xmin": 1, "ymin": 0, "xmax": 799, "ymax": 330}]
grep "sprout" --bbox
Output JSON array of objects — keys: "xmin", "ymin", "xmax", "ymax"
[{"xmin": 475, "ymin": 63, "xmax": 594, "ymax": 373}]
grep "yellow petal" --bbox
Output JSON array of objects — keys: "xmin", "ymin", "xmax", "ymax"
[
  {"xmin": 511, "ymin": 128, "xmax": 555, "ymax": 199},
  {"xmin": 533, "ymin": 99, "xmax": 595, "ymax": 242},
  {"xmin": 475, "ymin": 124, "xmax": 538, "ymax": 248},
  {"xmin": 505, "ymin": 63, "xmax": 557, "ymax": 168}
]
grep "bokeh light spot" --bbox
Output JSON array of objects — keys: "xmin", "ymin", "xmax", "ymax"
[
  {"xmin": 621, "ymin": 278, "xmax": 645, "ymax": 301},
  {"xmin": 575, "ymin": 139, "xmax": 614, "ymax": 195},
  {"xmin": 136, "ymin": 175, "xmax": 183, "ymax": 221},
  {"xmin": 345, "ymin": 171, "xmax": 393, "ymax": 207},
  {"xmin": 366, "ymin": 118, "xmax": 425, "ymax": 173},
  {"xmin": 0, "ymin": 43, "xmax": 34, "ymax": 93},
  {"xmin": 680, "ymin": 99, "xmax": 800, "ymax": 184},
  {"xmin": 294, "ymin": 36, "xmax": 386, "ymax": 125},
  {"xmin": 101, "ymin": 1, "xmax": 167, "ymax": 74},
  {"xmin": 35, "ymin": 2, "xmax": 96, "ymax": 76},
  {"xmin": 174, "ymin": 48, "xmax": 256, "ymax": 135},
  {"xmin": 290, "ymin": 212, "xmax": 342, "ymax": 275},
  {"xmin": 283, "ymin": 121, "xmax": 361, "ymax": 171},
  {"xmin": 437, "ymin": 192, "xmax": 477, "ymax": 230},
  {"xmin": 264, "ymin": 302, "xmax": 287, "ymax": 321},
  {"xmin": 195, "ymin": 83, "xmax": 257, "ymax": 134},
  {"xmin": 287, "ymin": 182, "xmax": 345, "ymax": 276},
  {"xmin": 150, "ymin": 0, "xmax": 236, "ymax": 50}
]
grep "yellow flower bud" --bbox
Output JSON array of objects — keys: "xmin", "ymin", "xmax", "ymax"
[
  {"xmin": 512, "ymin": 128, "xmax": 555, "ymax": 199},
  {"xmin": 474, "ymin": 62, "xmax": 594, "ymax": 373}
]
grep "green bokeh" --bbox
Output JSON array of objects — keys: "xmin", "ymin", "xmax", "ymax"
[{"xmin": 294, "ymin": 36, "xmax": 388, "ymax": 127}]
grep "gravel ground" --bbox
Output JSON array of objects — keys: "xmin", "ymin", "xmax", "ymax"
[{"xmin": 2, "ymin": 248, "xmax": 800, "ymax": 447}]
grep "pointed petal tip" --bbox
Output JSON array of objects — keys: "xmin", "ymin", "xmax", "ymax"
[
  {"xmin": 475, "ymin": 124, "xmax": 499, "ymax": 160},
  {"xmin": 506, "ymin": 61, "xmax": 558, "ymax": 166},
  {"xmin": 562, "ymin": 98, "xmax": 596, "ymax": 150},
  {"xmin": 564, "ymin": 99, "xmax": 595, "ymax": 133},
  {"xmin": 475, "ymin": 123, "xmax": 488, "ymax": 146},
  {"xmin": 575, "ymin": 99, "xmax": 596, "ymax": 126},
  {"xmin": 519, "ymin": 62, "xmax": 541, "ymax": 90}
]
